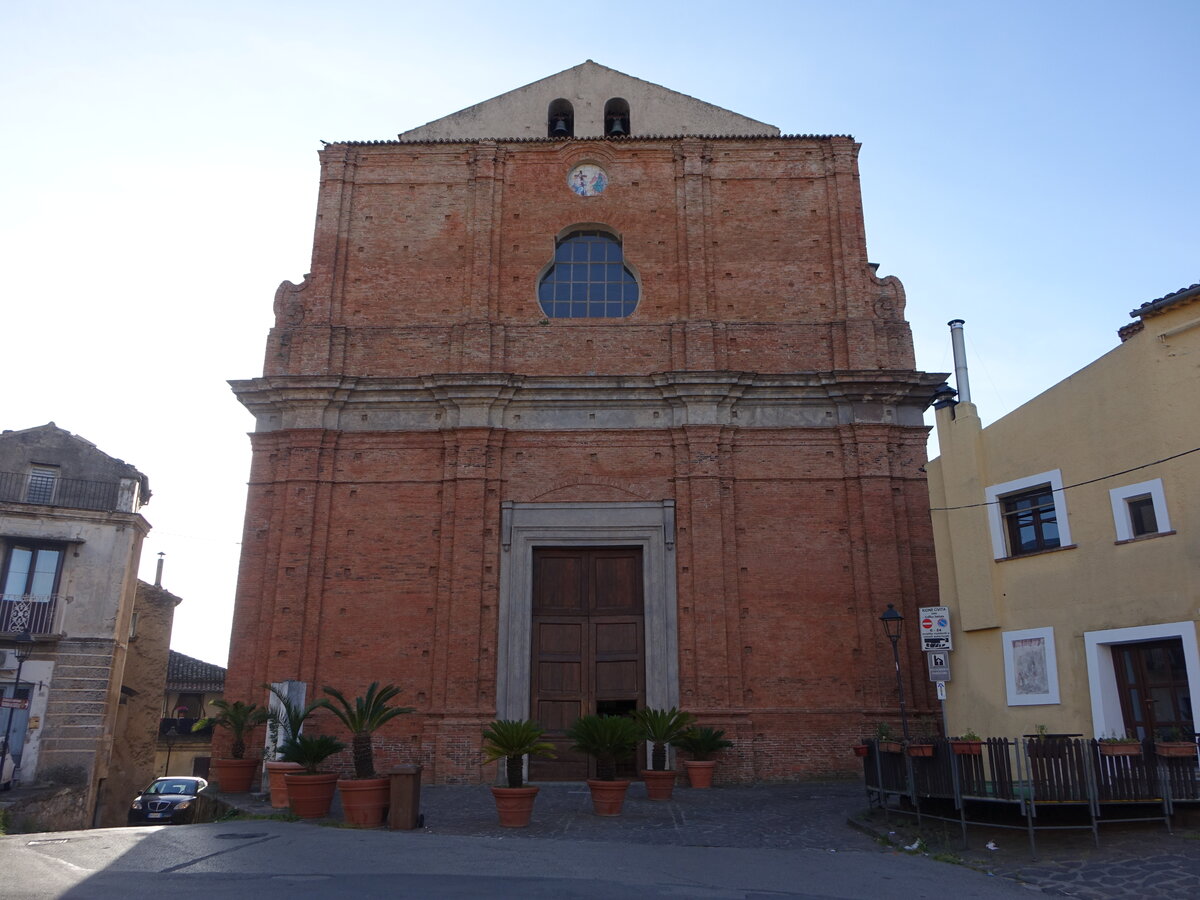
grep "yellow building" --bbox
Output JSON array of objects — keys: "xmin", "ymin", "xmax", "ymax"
[{"xmin": 927, "ymin": 283, "xmax": 1199, "ymax": 743}]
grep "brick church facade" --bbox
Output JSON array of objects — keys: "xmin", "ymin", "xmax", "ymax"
[{"xmin": 225, "ymin": 62, "xmax": 942, "ymax": 783}]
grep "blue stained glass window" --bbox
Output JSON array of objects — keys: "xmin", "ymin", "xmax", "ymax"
[{"xmin": 538, "ymin": 231, "xmax": 639, "ymax": 318}]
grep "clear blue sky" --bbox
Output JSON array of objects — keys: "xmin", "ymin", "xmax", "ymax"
[{"xmin": 3, "ymin": 1, "xmax": 1195, "ymax": 665}]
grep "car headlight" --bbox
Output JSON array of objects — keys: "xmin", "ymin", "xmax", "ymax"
[
  {"xmin": 175, "ymin": 800, "xmax": 191, "ymax": 810},
  {"xmin": 130, "ymin": 800, "xmax": 143, "ymax": 810}
]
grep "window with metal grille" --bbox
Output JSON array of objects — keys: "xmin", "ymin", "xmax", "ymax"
[
  {"xmin": 1001, "ymin": 486, "xmax": 1060, "ymax": 555},
  {"xmin": 537, "ymin": 231, "xmax": 639, "ymax": 318},
  {"xmin": 26, "ymin": 466, "xmax": 58, "ymax": 504}
]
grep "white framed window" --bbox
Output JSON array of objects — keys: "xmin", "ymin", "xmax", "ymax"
[
  {"xmin": 1109, "ymin": 478, "xmax": 1171, "ymax": 541},
  {"xmin": 1003, "ymin": 626, "xmax": 1061, "ymax": 706},
  {"xmin": 984, "ymin": 469, "xmax": 1072, "ymax": 560}
]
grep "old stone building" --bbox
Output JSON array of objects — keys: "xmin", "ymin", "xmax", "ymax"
[
  {"xmin": 94, "ymin": 579, "xmax": 180, "ymax": 827},
  {"xmin": 157, "ymin": 649, "xmax": 226, "ymax": 779},
  {"xmin": 225, "ymin": 62, "xmax": 942, "ymax": 783},
  {"xmin": 0, "ymin": 423, "xmax": 165, "ymax": 827}
]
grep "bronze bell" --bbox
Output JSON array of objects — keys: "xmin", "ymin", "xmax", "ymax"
[
  {"xmin": 552, "ymin": 116, "xmax": 569, "ymax": 135},
  {"xmin": 607, "ymin": 117, "xmax": 626, "ymax": 135}
]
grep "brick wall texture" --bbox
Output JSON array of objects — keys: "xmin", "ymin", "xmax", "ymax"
[{"xmin": 224, "ymin": 134, "xmax": 943, "ymax": 783}]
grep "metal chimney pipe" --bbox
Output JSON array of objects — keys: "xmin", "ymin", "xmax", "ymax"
[
  {"xmin": 947, "ymin": 319, "xmax": 972, "ymax": 404},
  {"xmin": 155, "ymin": 552, "xmax": 165, "ymax": 588}
]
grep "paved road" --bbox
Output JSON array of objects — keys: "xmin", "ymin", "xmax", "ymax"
[
  {"xmin": 4, "ymin": 779, "xmax": 1198, "ymax": 898},
  {"xmin": 2, "ymin": 819, "xmax": 1028, "ymax": 899}
]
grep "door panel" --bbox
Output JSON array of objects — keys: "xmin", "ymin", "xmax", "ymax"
[
  {"xmin": 592, "ymin": 552, "xmax": 643, "ymax": 615},
  {"xmin": 530, "ymin": 548, "xmax": 644, "ymax": 780},
  {"xmin": 534, "ymin": 555, "xmax": 586, "ymax": 614},
  {"xmin": 1114, "ymin": 638, "xmax": 1194, "ymax": 739}
]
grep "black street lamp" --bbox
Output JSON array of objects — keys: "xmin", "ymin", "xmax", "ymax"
[
  {"xmin": 1, "ymin": 630, "xmax": 35, "ymax": 787},
  {"xmin": 163, "ymin": 726, "xmax": 178, "ymax": 776},
  {"xmin": 879, "ymin": 604, "xmax": 910, "ymax": 741}
]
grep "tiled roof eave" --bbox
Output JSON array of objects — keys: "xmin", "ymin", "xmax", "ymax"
[
  {"xmin": 1130, "ymin": 281, "xmax": 1200, "ymax": 319},
  {"xmin": 166, "ymin": 681, "xmax": 225, "ymax": 693},
  {"xmin": 166, "ymin": 650, "xmax": 226, "ymax": 692},
  {"xmin": 333, "ymin": 133, "xmax": 854, "ymax": 147}
]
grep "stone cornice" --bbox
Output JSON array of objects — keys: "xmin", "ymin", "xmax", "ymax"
[{"xmin": 229, "ymin": 371, "xmax": 945, "ymax": 433}]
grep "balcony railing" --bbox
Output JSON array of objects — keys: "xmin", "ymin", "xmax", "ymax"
[
  {"xmin": 0, "ymin": 594, "xmax": 62, "ymax": 635},
  {"xmin": 0, "ymin": 471, "xmax": 140, "ymax": 513},
  {"xmin": 159, "ymin": 718, "xmax": 214, "ymax": 738}
]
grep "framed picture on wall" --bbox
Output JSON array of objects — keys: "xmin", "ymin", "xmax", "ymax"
[{"xmin": 1002, "ymin": 626, "xmax": 1060, "ymax": 706}]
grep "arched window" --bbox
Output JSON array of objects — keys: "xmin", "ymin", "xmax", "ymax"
[
  {"xmin": 604, "ymin": 98, "xmax": 630, "ymax": 136},
  {"xmin": 538, "ymin": 230, "xmax": 639, "ymax": 318},
  {"xmin": 547, "ymin": 99, "xmax": 574, "ymax": 137}
]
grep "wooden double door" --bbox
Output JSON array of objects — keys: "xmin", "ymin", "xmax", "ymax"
[
  {"xmin": 1114, "ymin": 638, "xmax": 1195, "ymax": 740},
  {"xmin": 530, "ymin": 547, "xmax": 645, "ymax": 780}
]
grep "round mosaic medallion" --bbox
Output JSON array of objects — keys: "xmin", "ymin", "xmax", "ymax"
[{"xmin": 567, "ymin": 164, "xmax": 607, "ymax": 197}]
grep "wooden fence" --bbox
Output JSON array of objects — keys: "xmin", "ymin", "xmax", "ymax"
[{"xmin": 860, "ymin": 736, "xmax": 1198, "ymax": 858}]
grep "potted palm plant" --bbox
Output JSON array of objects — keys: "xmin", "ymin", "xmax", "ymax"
[
  {"xmin": 206, "ymin": 700, "xmax": 267, "ymax": 793},
  {"xmin": 482, "ymin": 719, "xmax": 556, "ymax": 827},
  {"xmin": 280, "ymin": 733, "xmax": 347, "ymax": 818},
  {"xmin": 673, "ymin": 726, "xmax": 733, "ymax": 788},
  {"xmin": 264, "ymin": 683, "xmax": 323, "ymax": 808},
  {"xmin": 633, "ymin": 707, "xmax": 695, "ymax": 799},
  {"xmin": 317, "ymin": 682, "xmax": 414, "ymax": 827},
  {"xmin": 566, "ymin": 714, "xmax": 642, "ymax": 816}
]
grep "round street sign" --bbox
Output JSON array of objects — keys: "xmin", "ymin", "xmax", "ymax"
[{"xmin": 922, "ymin": 618, "xmax": 933, "ymax": 629}]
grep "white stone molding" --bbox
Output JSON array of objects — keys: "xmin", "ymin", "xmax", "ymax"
[{"xmin": 495, "ymin": 501, "xmax": 678, "ymax": 720}]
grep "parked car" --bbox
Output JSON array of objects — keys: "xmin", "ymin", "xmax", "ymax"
[{"xmin": 127, "ymin": 776, "xmax": 215, "ymax": 825}]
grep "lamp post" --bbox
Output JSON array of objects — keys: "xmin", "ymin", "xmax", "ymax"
[
  {"xmin": 1, "ymin": 630, "xmax": 35, "ymax": 787},
  {"xmin": 879, "ymin": 604, "xmax": 910, "ymax": 741},
  {"xmin": 163, "ymin": 727, "xmax": 178, "ymax": 776}
]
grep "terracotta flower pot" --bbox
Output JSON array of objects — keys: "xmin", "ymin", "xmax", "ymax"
[
  {"xmin": 878, "ymin": 741, "xmax": 902, "ymax": 754},
  {"xmin": 1099, "ymin": 742, "xmax": 1141, "ymax": 757},
  {"xmin": 640, "ymin": 769, "xmax": 677, "ymax": 800},
  {"xmin": 491, "ymin": 785, "xmax": 539, "ymax": 827},
  {"xmin": 906, "ymin": 743, "xmax": 934, "ymax": 758},
  {"xmin": 950, "ymin": 740, "xmax": 982, "ymax": 756},
  {"xmin": 683, "ymin": 760, "xmax": 716, "ymax": 788},
  {"xmin": 1155, "ymin": 741, "xmax": 1197, "ymax": 758},
  {"xmin": 338, "ymin": 777, "xmax": 390, "ymax": 828},
  {"xmin": 265, "ymin": 761, "xmax": 303, "ymax": 808},
  {"xmin": 209, "ymin": 758, "xmax": 258, "ymax": 793},
  {"xmin": 586, "ymin": 779, "xmax": 630, "ymax": 816},
  {"xmin": 284, "ymin": 772, "xmax": 339, "ymax": 819},
  {"xmin": 852, "ymin": 744, "xmax": 870, "ymax": 758}
]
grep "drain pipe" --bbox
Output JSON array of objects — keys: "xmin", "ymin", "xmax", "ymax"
[{"xmin": 947, "ymin": 319, "xmax": 972, "ymax": 404}]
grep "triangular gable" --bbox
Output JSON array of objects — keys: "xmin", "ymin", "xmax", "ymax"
[
  {"xmin": 0, "ymin": 422, "xmax": 150, "ymax": 500},
  {"xmin": 399, "ymin": 60, "xmax": 779, "ymax": 141}
]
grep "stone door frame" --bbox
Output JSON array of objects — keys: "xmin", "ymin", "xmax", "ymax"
[{"xmin": 496, "ymin": 500, "xmax": 678, "ymax": 721}]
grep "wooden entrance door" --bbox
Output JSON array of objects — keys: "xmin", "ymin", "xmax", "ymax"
[
  {"xmin": 1113, "ymin": 639, "xmax": 1195, "ymax": 740},
  {"xmin": 530, "ymin": 547, "xmax": 644, "ymax": 780}
]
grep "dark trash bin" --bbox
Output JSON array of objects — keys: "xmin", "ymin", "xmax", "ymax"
[{"xmin": 388, "ymin": 764, "xmax": 423, "ymax": 830}]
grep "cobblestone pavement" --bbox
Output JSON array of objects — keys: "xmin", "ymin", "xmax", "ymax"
[
  {"xmin": 221, "ymin": 779, "xmax": 1200, "ymax": 897},
  {"xmin": 851, "ymin": 802, "xmax": 1200, "ymax": 899},
  {"xmin": 419, "ymin": 780, "xmax": 880, "ymax": 850}
]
